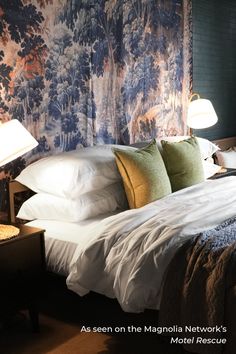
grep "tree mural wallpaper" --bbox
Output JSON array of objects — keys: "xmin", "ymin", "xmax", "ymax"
[{"xmin": 0, "ymin": 0, "xmax": 192, "ymax": 211}]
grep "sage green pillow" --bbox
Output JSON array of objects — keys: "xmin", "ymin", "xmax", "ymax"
[
  {"xmin": 113, "ymin": 140, "xmax": 171, "ymax": 209},
  {"xmin": 161, "ymin": 136, "xmax": 204, "ymax": 192}
]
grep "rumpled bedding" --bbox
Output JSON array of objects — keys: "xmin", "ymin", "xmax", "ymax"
[{"xmin": 66, "ymin": 177, "xmax": 236, "ymax": 313}]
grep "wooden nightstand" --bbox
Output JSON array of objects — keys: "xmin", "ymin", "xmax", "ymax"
[
  {"xmin": 210, "ymin": 167, "xmax": 236, "ymax": 179},
  {"xmin": 0, "ymin": 224, "xmax": 45, "ymax": 332}
]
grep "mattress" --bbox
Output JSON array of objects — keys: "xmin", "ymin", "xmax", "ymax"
[{"xmin": 27, "ymin": 211, "xmax": 119, "ymax": 276}]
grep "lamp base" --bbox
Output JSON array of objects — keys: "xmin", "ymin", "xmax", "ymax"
[{"xmin": 0, "ymin": 224, "xmax": 20, "ymax": 241}]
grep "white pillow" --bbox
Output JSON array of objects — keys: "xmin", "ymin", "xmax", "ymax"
[
  {"xmin": 215, "ymin": 149, "xmax": 236, "ymax": 168},
  {"xmin": 196, "ymin": 137, "xmax": 219, "ymax": 159},
  {"xmin": 202, "ymin": 160, "xmax": 221, "ymax": 179},
  {"xmin": 15, "ymin": 145, "xmax": 135, "ymax": 199},
  {"xmin": 17, "ymin": 182, "xmax": 128, "ymax": 222}
]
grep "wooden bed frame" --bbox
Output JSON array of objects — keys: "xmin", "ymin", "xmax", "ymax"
[
  {"xmin": 213, "ymin": 136, "xmax": 236, "ymax": 151},
  {"xmin": 8, "ymin": 136, "xmax": 236, "ymax": 224}
]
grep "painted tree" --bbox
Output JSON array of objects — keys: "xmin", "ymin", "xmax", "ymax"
[
  {"xmin": 0, "ymin": 0, "xmax": 45, "ymax": 118},
  {"xmin": 9, "ymin": 75, "xmax": 45, "ymax": 122},
  {"xmin": 44, "ymin": 23, "xmax": 96, "ymax": 150},
  {"xmin": 59, "ymin": 0, "xmax": 125, "ymax": 144},
  {"xmin": 121, "ymin": 0, "xmax": 183, "ymax": 142}
]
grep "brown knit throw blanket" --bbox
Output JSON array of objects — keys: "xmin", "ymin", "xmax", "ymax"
[{"xmin": 158, "ymin": 217, "xmax": 236, "ymax": 354}]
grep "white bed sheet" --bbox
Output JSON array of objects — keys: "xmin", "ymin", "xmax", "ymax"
[
  {"xmin": 27, "ymin": 211, "xmax": 119, "ymax": 276},
  {"xmin": 27, "ymin": 177, "xmax": 236, "ymax": 314}
]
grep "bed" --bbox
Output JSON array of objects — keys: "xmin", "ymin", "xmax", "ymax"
[{"xmin": 8, "ymin": 136, "xmax": 236, "ymax": 354}]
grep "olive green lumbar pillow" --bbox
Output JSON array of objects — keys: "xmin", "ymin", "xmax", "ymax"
[
  {"xmin": 161, "ymin": 136, "xmax": 204, "ymax": 192},
  {"xmin": 113, "ymin": 140, "xmax": 171, "ymax": 209}
]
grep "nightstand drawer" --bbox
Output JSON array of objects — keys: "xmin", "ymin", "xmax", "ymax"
[{"xmin": 0, "ymin": 235, "xmax": 43, "ymax": 283}]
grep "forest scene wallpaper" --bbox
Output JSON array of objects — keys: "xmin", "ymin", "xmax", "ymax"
[{"xmin": 0, "ymin": 0, "xmax": 192, "ymax": 211}]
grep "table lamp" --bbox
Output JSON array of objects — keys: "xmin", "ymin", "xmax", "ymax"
[
  {"xmin": 187, "ymin": 93, "xmax": 218, "ymax": 133},
  {"xmin": 0, "ymin": 119, "xmax": 38, "ymax": 240},
  {"xmin": 187, "ymin": 93, "xmax": 226, "ymax": 173}
]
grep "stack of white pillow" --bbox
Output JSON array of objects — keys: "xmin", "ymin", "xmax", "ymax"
[{"xmin": 16, "ymin": 145, "xmax": 131, "ymax": 222}]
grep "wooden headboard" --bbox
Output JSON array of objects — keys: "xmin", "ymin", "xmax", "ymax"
[
  {"xmin": 9, "ymin": 180, "xmax": 31, "ymax": 224},
  {"xmin": 213, "ymin": 136, "xmax": 236, "ymax": 151},
  {"xmin": 132, "ymin": 136, "xmax": 236, "ymax": 151}
]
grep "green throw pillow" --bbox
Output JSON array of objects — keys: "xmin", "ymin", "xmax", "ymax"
[
  {"xmin": 113, "ymin": 140, "xmax": 171, "ymax": 209},
  {"xmin": 161, "ymin": 136, "xmax": 204, "ymax": 192}
]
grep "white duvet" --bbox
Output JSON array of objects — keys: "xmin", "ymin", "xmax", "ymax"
[{"xmin": 67, "ymin": 177, "xmax": 236, "ymax": 313}]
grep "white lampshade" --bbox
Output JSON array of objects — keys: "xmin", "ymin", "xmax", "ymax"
[
  {"xmin": 187, "ymin": 98, "xmax": 218, "ymax": 129},
  {"xmin": 0, "ymin": 119, "xmax": 38, "ymax": 166}
]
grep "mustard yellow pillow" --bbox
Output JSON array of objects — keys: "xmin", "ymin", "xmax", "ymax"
[{"xmin": 113, "ymin": 140, "xmax": 171, "ymax": 209}]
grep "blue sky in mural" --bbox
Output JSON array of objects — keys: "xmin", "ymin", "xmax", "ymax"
[{"xmin": 0, "ymin": 0, "xmax": 191, "ymax": 210}]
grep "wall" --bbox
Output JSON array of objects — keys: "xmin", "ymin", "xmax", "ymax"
[{"xmin": 192, "ymin": 0, "xmax": 236, "ymax": 140}]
